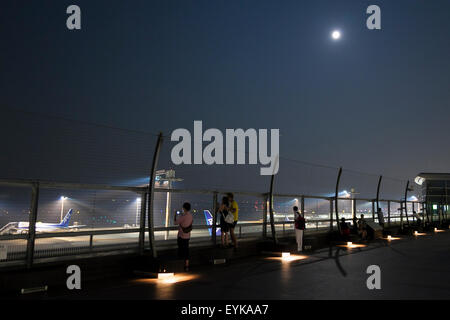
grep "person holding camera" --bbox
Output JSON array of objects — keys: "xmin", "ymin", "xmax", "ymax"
[{"xmin": 174, "ymin": 202, "xmax": 193, "ymax": 271}]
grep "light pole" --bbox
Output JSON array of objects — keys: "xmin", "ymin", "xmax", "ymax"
[
  {"xmin": 155, "ymin": 169, "xmax": 183, "ymax": 240},
  {"xmin": 60, "ymin": 196, "xmax": 67, "ymax": 222}
]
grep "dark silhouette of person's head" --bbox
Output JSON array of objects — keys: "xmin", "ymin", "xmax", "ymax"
[
  {"xmin": 183, "ymin": 202, "xmax": 191, "ymax": 212},
  {"xmin": 222, "ymin": 196, "xmax": 229, "ymax": 207}
]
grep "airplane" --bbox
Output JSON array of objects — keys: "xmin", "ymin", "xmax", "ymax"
[
  {"xmin": 204, "ymin": 210, "xmax": 221, "ymax": 236},
  {"xmin": 0, "ymin": 209, "xmax": 85, "ymax": 235}
]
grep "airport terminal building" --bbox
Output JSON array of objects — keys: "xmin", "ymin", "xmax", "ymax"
[{"xmin": 415, "ymin": 173, "xmax": 450, "ymax": 219}]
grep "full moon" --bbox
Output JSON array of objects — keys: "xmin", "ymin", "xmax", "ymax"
[{"xmin": 331, "ymin": 30, "xmax": 341, "ymax": 40}]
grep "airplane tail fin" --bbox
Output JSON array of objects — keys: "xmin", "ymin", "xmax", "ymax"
[
  {"xmin": 203, "ymin": 210, "xmax": 221, "ymax": 236},
  {"xmin": 58, "ymin": 209, "xmax": 74, "ymax": 227}
]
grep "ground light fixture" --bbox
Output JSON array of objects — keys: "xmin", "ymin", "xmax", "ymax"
[
  {"xmin": 414, "ymin": 231, "xmax": 426, "ymax": 236},
  {"xmin": 135, "ymin": 273, "xmax": 198, "ymax": 285},
  {"xmin": 265, "ymin": 252, "xmax": 308, "ymax": 263},
  {"xmin": 383, "ymin": 235, "xmax": 401, "ymax": 241},
  {"xmin": 336, "ymin": 242, "xmax": 367, "ymax": 249},
  {"xmin": 158, "ymin": 272, "xmax": 175, "ymax": 280}
]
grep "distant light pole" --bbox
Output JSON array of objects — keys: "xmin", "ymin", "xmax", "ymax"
[{"xmin": 60, "ymin": 196, "xmax": 67, "ymax": 222}]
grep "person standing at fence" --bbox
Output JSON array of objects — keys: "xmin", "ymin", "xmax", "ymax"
[
  {"xmin": 174, "ymin": 202, "xmax": 193, "ymax": 271},
  {"xmin": 227, "ymin": 193, "xmax": 239, "ymax": 249},
  {"xmin": 218, "ymin": 196, "xmax": 232, "ymax": 248},
  {"xmin": 293, "ymin": 206, "xmax": 305, "ymax": 252}
]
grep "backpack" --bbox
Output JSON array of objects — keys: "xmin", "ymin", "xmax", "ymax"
[{"xmin": 295, "ymin": 216, "xmax": 305, "ymax": 230}]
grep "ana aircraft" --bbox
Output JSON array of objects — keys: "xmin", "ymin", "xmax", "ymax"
[{"xmin": 0, "ymin": 209, "xmax": 85, "ymax": 235}]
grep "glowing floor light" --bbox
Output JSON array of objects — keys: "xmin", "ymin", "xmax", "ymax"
[
  {"xmin": 136, "ymin": 273, "xmax": 198, "ymax": 285},
  {"xmin": 336, "ymin": 242, "xmax": 366, "ymax": 249},
  {"xmin": 158, "ymin": 272, "xmax": 175, "ymax": 280},
  {"xmin": 383, "ymin": 235, "xmax": 400, "ymax": 241},
  {"xmin": 266, "ymin": 253, "xmax": 308, "ymax": 262}
]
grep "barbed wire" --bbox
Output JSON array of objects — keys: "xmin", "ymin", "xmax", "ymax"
[
  {"xmin": 1, "ymin": 107, "xmax": 412, "ymax": 184},
  {"xmin": 1, "ymin": 107, "xmax": 167, "ymax": 138}
]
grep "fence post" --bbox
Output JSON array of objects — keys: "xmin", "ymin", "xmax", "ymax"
[
  {"xmin": 26, "ymin": 182, "xmax": 39, "ymax": 269},
  {"xmin": 269, "ymin": 174, "xmax": 277, "ymax": 245},
  {"xmin": 138, "ymin": 191, "xmax": 147, "ymax": 255},
  {"xmin": 329, "ymin": 199, "xmax": 334, "ymax": 231},
  {"xmin": 147, "ymin": 132, "xmax": 163, "ymax": 258},
  {"xmin": 371, "ymin": 201, "xmax": 375, "ymax": 222},
  {"xmin": 387, "ymin": 200, "xmax": 391, "ymax": 227},
  {"xmin": 263, "ymin": 194, "xmax": 268, "ymax": 238},
  {"xmin": 376, "ymin": 175, "xmax": 382, "ymax": 223},
  {"xmin": 300, "ymin": 196, "xmax": 305, "ymax": 217},
  {"xmin": 403, "ymin": 180, "xmax": 410, "ymax": 227},
  {"xmin": 334, "ymin": 167, "xmax": 342, "ymax": 234},
  {"xmin": 352, "ymin": 198, "xmax": 357, "ymax": 229},
  {"xmin": 212, "ymin": 192, "xmax": 218, "ymax": 245}
]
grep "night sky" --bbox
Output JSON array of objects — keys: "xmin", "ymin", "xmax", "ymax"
[{"xmin": 1, "ymin": 0, "xmax": 450, "ymax": 197}]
